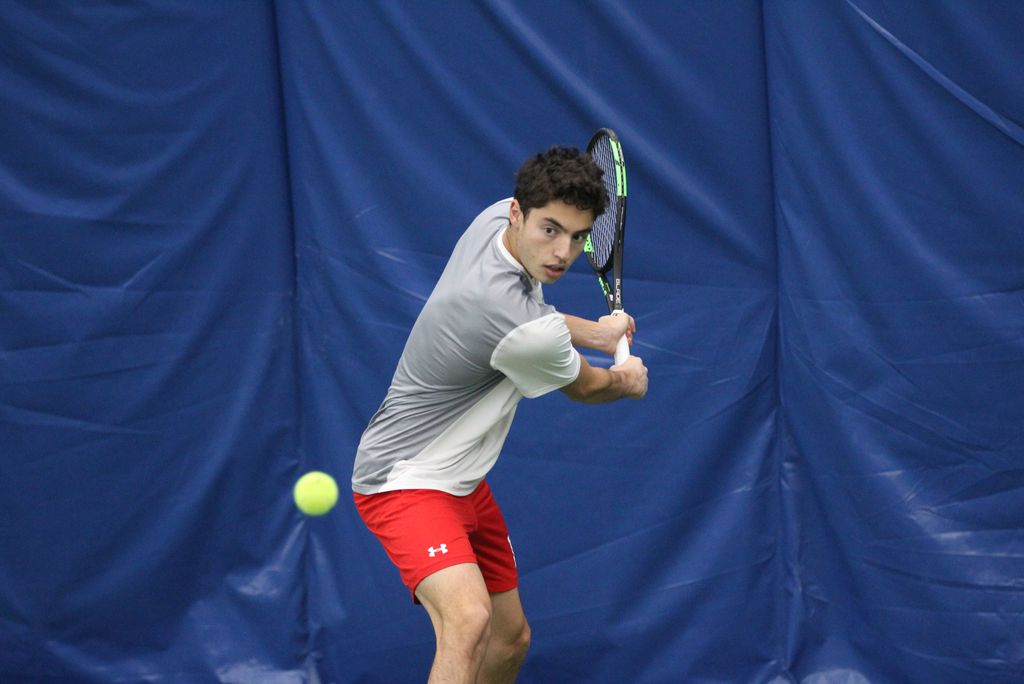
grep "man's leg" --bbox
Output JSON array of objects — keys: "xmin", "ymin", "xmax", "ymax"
[
  {"xmin": 478, "ymin": 588, "xmax": 530, "ymax": 684},
  {"xmin": 416, "ymin": 563, "xmax": 493, "ymax": 684}
]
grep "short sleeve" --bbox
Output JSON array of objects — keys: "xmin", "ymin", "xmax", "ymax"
[{"xmin": 490, "ymin": 313, "xmax": 581, "ymax": 398}]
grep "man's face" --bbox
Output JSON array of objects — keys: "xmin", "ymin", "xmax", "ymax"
[{"xmin": 504, "ymin": 199, "xmax": 593, "ymax": 284}]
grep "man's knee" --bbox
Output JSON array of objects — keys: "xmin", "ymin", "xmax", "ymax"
[
  {"xmin": 447, "ymin": 599, "xmax": 493, "ymax": 646},
  {"xmin": 494, "ymin": 616, "xmax": 531, "ymax": 663},
  {"xmin": 417, "ymin": 564, "xmax": 493, "ymax": 645},
  {"xmin": 511, "ymin": 619, "xmax": 531, "ymax": 660}
]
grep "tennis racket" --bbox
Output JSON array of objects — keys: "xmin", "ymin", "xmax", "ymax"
[{"xmin": 584, "ymin": 128, "xmax": 630, "ymax": 365}]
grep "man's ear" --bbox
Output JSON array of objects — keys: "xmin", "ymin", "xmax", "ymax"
[{"xmin": 509, "ymin": 199, "xmax": 523, "ymax": 228}]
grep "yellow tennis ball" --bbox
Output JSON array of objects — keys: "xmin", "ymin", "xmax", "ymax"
[{"xmin": 293, "ymin": 471, "xmax": 339, "ymax": 516}]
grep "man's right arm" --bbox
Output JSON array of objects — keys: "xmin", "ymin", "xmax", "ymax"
[{"xmin": 560, "ymin": 353, "xmax": 648, "ymax": 404}]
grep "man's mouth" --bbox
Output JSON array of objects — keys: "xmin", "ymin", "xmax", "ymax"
[{"xmin": 543, "ymin": 265, "xmax": 565, "ymax": 278}]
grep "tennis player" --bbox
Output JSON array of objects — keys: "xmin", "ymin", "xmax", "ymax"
[{"xmin": 352, "ymin": 147, "xmax": 648, "ymax": 683}]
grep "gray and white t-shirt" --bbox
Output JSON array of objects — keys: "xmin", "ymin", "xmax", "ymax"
[{"xmin": 351, "ymin": 198, "xmax": 581, "ymax": 496}]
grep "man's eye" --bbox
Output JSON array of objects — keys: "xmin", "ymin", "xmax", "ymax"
[
  {"xmin": 573, "ymin": 233, "xmax": 588, "ymax": 242},
  {"xmin": 544, "ymin": 226, "xmax": 557, "ymax": 235}
]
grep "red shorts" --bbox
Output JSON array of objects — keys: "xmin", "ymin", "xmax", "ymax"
[{"xmin": 353, "ymin": 481, "xmax": 518, "ymax": 602}]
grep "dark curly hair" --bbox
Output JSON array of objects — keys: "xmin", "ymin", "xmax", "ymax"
[{"xmin": 513, "ymin": 146, "xmax": 607, "ymax": 219}]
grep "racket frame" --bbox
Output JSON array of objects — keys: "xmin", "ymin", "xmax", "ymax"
[{"xmin": 585, "ymin": 128, "xmax": 630, "ymax": 364}]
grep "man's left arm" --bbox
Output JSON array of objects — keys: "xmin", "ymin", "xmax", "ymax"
[{"xmin": 562, "ymin": 313, "xmax": 635, "ymax": 358}]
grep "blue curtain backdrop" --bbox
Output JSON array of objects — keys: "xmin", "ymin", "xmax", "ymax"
[{"xmin": 1, "ymin": 1, "xmax": 1022, "ymax": 682}]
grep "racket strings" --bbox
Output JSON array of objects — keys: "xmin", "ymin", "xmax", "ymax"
[{"xmin": 587, "ymin": 137, "xmax": 621, "ymax": 268}]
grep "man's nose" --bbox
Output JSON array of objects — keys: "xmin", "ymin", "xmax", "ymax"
[{"xmin": 553, "ymin": 236, "xmax": 570, "ymax": 261}]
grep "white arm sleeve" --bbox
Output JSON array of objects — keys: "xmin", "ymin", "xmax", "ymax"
[{"xmin": 490, "ymin": 313, "xmax": 581, "ymax": 398}]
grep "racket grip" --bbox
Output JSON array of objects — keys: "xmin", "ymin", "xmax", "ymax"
[
  {"xmin": 614, "ymin": 335, "xmax": 630, "ymax": 366},
  {"xmin": 610, "ymin": 309, "xmax": 630, "ymax": 365}
]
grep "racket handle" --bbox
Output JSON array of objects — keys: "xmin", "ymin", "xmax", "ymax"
[
  {"xmin": 614, "ymin": 335, "xmax": 630, "ymax": 366},
  {"xmin": 611, "ymin": 309, "xmax": 630, "ymax": 365}
]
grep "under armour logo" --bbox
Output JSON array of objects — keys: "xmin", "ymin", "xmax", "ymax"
[{"xmin": 427, "ymin": 544, "xmax": 448, "ymax": 557}]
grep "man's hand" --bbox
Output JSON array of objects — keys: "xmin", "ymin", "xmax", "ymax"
[
  {"xmin": 563, "ymin": 312, "xmax": 637, "ymax": 357},
  {"xmin": 609, "ymin": 355, "xmax": 648, "ymax": 399},
  {"xmin": 597, "ymin": 313, "xmax": 635, "ymax": 354},
  {"xmin": 561, "ymin": 352, "xmax": 649, "ymax": 403}
]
